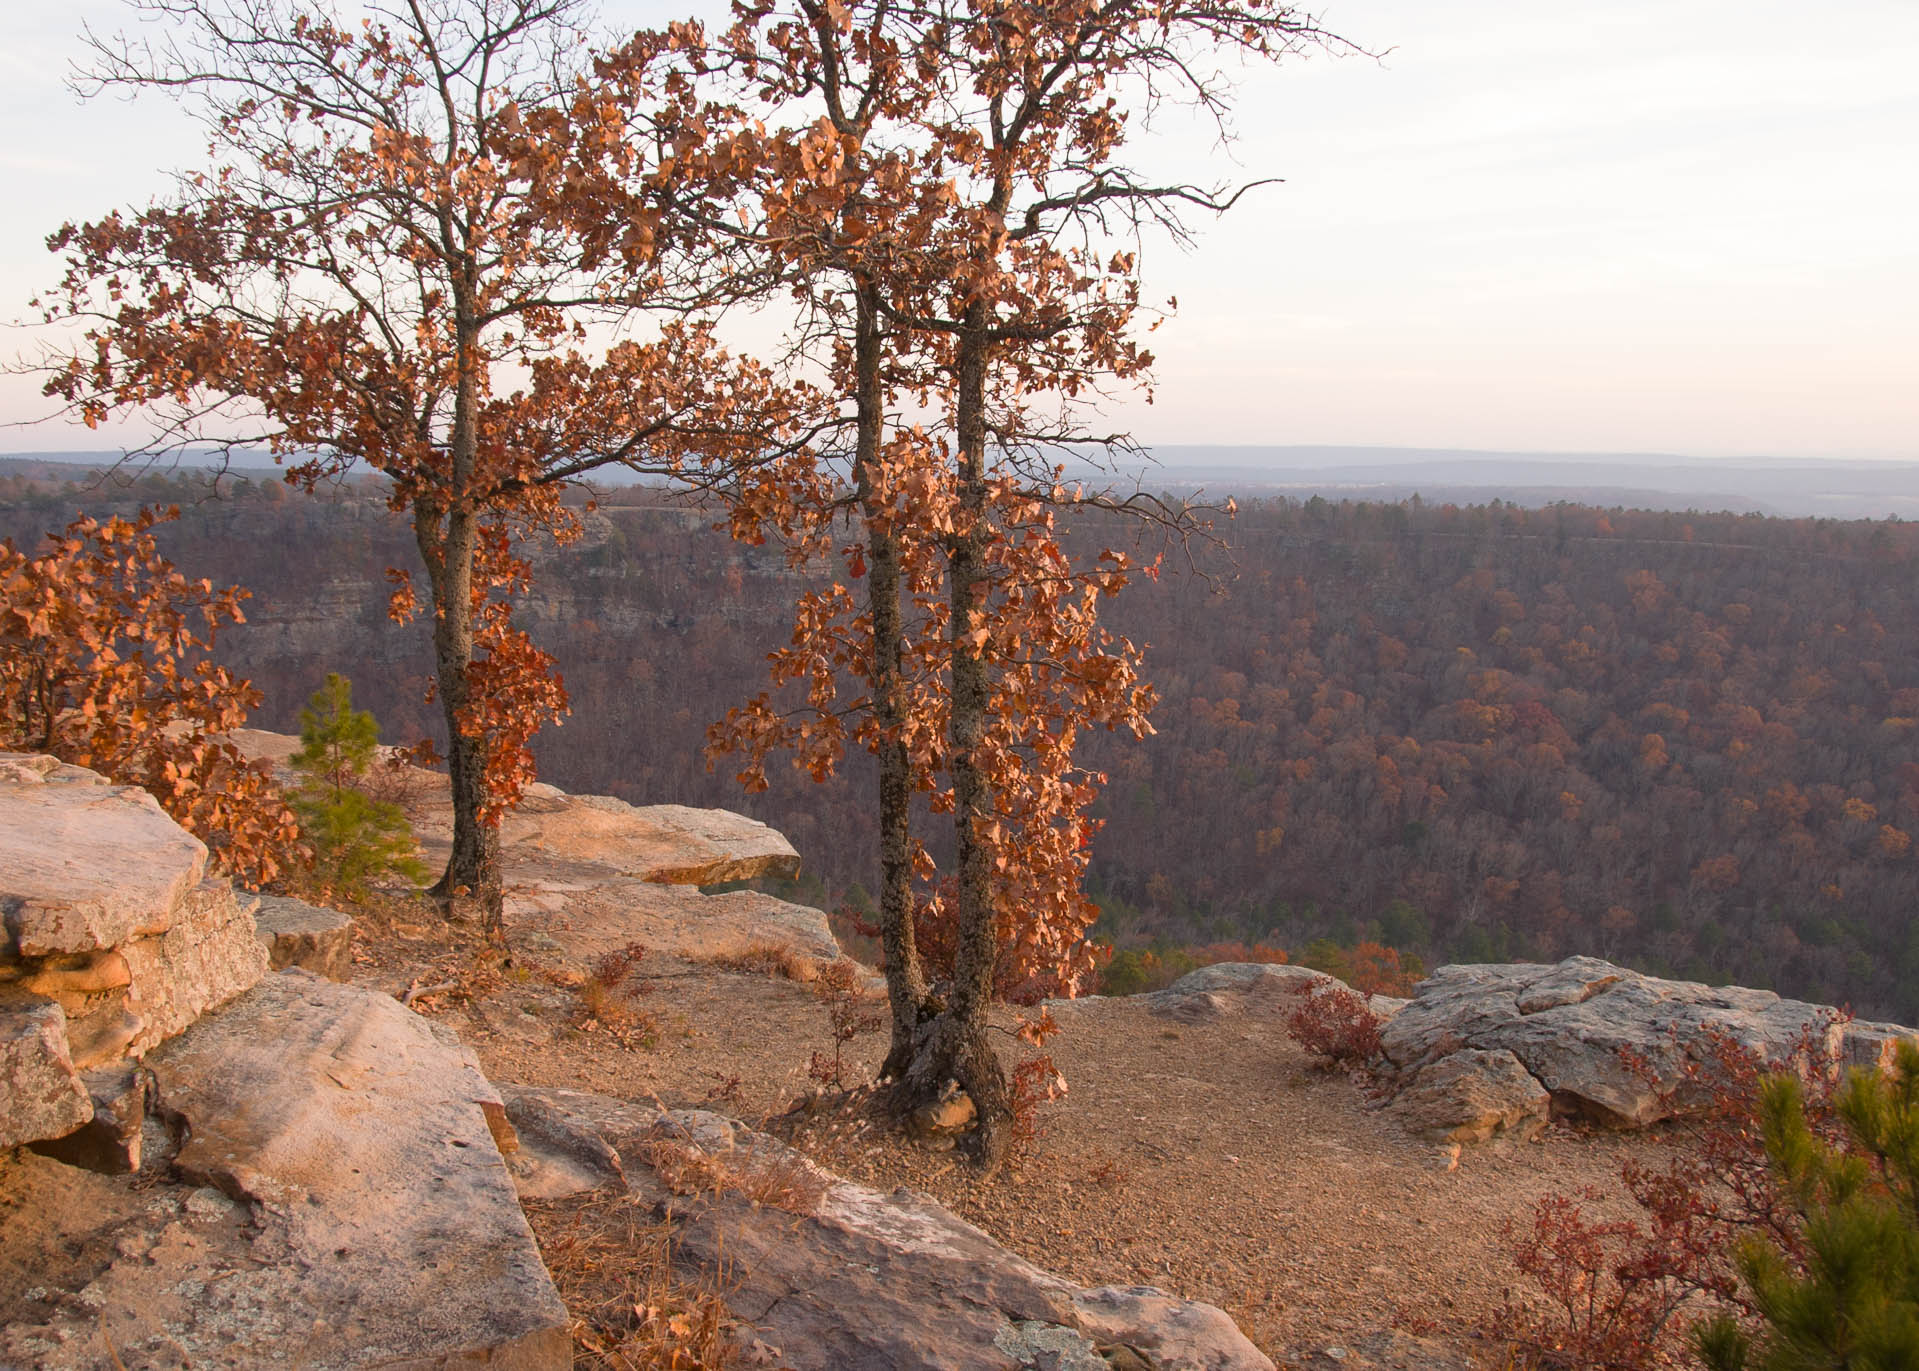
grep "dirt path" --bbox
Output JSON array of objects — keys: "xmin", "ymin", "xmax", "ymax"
[{"xmin": 349, "ymin": 900, "xmax": 1663, "ymax": 1367}]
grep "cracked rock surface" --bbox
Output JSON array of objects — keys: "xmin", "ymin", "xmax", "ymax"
[
  {"xmin": 1, "ymin": 971, "xmax": 568, "ymax": 1370},
  {"xmin": 503, "ymin": 1085, "xmax": 1275, "ymax": 1371},
  {"xmin": 1379, "ymin": 955, "xmax": 1919, "ymax": 1130}
]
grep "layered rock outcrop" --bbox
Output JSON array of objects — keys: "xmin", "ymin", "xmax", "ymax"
[
  {"xmin": 0, "ymin": 754, "xmax": 267, "ymax": 1151},
  {"xmin": 1380, "ymin": 955, "xmax": 1919, "ymax": 1139},
  {"xmin": 252, "ymin": 893, "xmax": 354, "ymax": 979}
]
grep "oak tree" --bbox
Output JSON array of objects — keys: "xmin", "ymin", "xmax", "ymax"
[
  {"xmin": 706, "ymin": 0, "xmax": 1335, "ymax": 1163},
  {"xmin": 37, "ymin": 0, "xmax": 794, "ymax": 934}
]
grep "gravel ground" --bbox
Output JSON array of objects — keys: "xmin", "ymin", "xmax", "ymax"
[{"xmin": 348, "ymin": 898, "xmax": 1668, "ymax": 1367}]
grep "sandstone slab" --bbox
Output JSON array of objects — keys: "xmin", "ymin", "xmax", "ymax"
[
  {"xmin": 3, "ymin": 971, "xmax": 569, "ymax": 1370},
  {"xmin": 1073, "ymin": 1286, "xmax": 1281, "ymax": 1371},
  {"xmin": 0, "ymin": 990, "xmax": 91, "ymax": 1149},
  {"xmin": 506, "ymin": 877, "xmax": 841, "ymax": 968},
  {"xmin": 1838, "ymin": 1018, "xmax": 1919, "ymax": 1075},
  {"xmin": 253, "ymin": 893, "xmax": 355, "ymax": 980},
  {"xmin": 120, "ymin": 880, "xmax": 269, "ymax": 1056},
  {"xmin": 0, "ymin": 755, "xmax": 207, "ymax": 957},
  {"xmin": 502, "ymin": 1086, "xmax": 1273, "ymax": 1371},
  {"xmin": 1380, "ymin": 956, "xmax": 1909, "ymax": 1129},
  {"xmin": 502, "ymin": 790, "xmax": 801, "ymax": 885}
]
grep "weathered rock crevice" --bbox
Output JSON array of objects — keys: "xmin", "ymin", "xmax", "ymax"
[{"xmin": 1, "ymin": 753, "xmax": 267, "ymax": 1152}]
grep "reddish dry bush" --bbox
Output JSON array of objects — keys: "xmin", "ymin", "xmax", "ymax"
[
  {"xmin": 356, "ymin": 738, "xmax": 442, "ymax": 807},
  {"xmin": 1501, "ymin": 1188, "xmax": 1716, "ymax": 1369},
  {"xmin": 591, "ymin": 941, "xmax": 648, "ymax": 991},
  {"xmin": 807, "ymin": 959, "xmax": 883, "ymax": 1090},
  {"xmin": 0, "ymin": 507, "xmax": 302, "ymax": 885},
  {"xmin": 1004, "ymin": 1008, "xmax": 1068, "ymax": 1156},
  {"xmin": 1286, "ymin": 984, "xmax": 1383, "ymax": 1065},
  {"xmin": 1009, "ymin": 1052, "xmax": 1067, "ymax": 1155},
  {"xmin": 1495, "ymin": 1022, "xmax": 1843, "ymax": 1370}
]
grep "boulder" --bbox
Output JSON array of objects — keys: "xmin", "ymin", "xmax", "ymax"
[
  {"xmin": 1369, "ymin": 995, "xmax": 1411, "ymax": 1022},
  {"xmin": 2, "ymin": 971, "xmax": 570, "ymax": 1370},
  {"xmin": 602, "ymin": 799, "xmax": 804, "ymax": 885},
  {"xmin": 253, "ymin": 893, "xmax": 355, "ymax": 980},
  {"xmin": 1386, "ymin": 1048, "xmax": 1550, "ymax": 1144},
  {"xmin": 1, "ymin": 757, "xmax": 268, "ymax": 1081},
  {"xmin": 1379, "ymin": 956, "xmax": 1913, "ymax": 1129},
  {"xmin": 0, "ymin": 990, "xmax": 91, "ymax": 1149},
  {"xmin": 119, "ymin": 879, "xmax": 270, "ymax": 1055},
  {"xmin": 1143, "ymin": 963, "xmax": 1333, "ymax": 1023},
  {"xmin": 1074, "ymin": 1286, "xmax": 1283, "ymax": 1371},
  {"xmin": 0, "ymin": 754, "xmax": 207, "ymax": 957},
  {"xmin": 501, "ymin": 1086, "xmax": 1274, "ymax": 1371},
  {"xmin": 1839, "ymin": 1018, "xmax": 1919, "ymax": 1075},
  {"xmin": 471, "ymin": 775, "xmax": 802, "ymax": 886}
]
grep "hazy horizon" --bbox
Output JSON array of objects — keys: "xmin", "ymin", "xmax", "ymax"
[
  {"xmin": 7, "ymin": 442, "xmax": 1914, "ymax": 520},
  {"xmin": 2, "ymin": 0, "xmax": 1914, "ymax": 461}
]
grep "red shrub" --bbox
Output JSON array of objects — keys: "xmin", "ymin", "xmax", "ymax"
[
  {"xmin": 1286, "ymin": 984, "xmax": 1383, "ymax": 1065},
  {"xmin": 1495, "ymin": 1021, "xmax": 1843, "ymax": 1369}
]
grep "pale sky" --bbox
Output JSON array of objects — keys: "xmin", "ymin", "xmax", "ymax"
[{"xmin": 2, "ymin": 0, "xmax": 1914, "ymax": 461}]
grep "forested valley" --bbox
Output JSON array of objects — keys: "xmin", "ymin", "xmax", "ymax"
[{"xmin": 6, "ymin": 466, "xmax": 1916, "ymax": 1020}]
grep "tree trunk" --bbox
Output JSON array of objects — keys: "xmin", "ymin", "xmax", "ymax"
[
  {"xmin": 891, "ymin": 306, "xmax": 1011, "ymax": 1170},
  {"xmin": 423, "ymin": 302, "xmax": 504, "ymax": 938},
  {"xmin": 853, "ymin": 278, "xmax": 933, "ymax": 1077},
  {"xmin": 420, "ymin": 504, "xmax": 502, "ymax": 934}
]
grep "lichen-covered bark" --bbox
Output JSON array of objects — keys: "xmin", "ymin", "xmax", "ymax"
[{"xmin": 855, "ymin": 280, "xmax": 935, "ymax": 1077}]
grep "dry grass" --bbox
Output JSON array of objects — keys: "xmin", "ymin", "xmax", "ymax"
[
  {"xmin": 638, "ymin": 1131, "xmax": 829, "ymax": 1216},
  {"xmin": 696, "ymin": 940, "xmax": 821, "ymax": 984},
  {"xmin": 524, "ymin": 1189, "xmax": 737, "ymax": 1371},
  {"xmin": 572, "ymin": 979, "xmax": 662, "ymax": 1047}
]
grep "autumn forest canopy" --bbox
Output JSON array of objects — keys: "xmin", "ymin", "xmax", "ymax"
[{"xmin": 6, "ymin": 473, "xmax": 1916, "ymax": 1024}]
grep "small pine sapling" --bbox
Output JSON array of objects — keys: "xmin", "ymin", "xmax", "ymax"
[
  {"xmin": 288, "ymin": 674, "xmax": 430, "ymax": 900},
  {"xmin": 1694, "ymin": 1040, "xmax": 1919, "ymax": 1369}
]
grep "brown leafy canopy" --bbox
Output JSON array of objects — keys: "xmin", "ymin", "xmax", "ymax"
[
  {"xmin": 0, "ymin": 506, "xmax": 301, "ymax": 885},
  {"xmin": 37, "ymin": 0, "xmax": 811, "ymax": 932}
]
